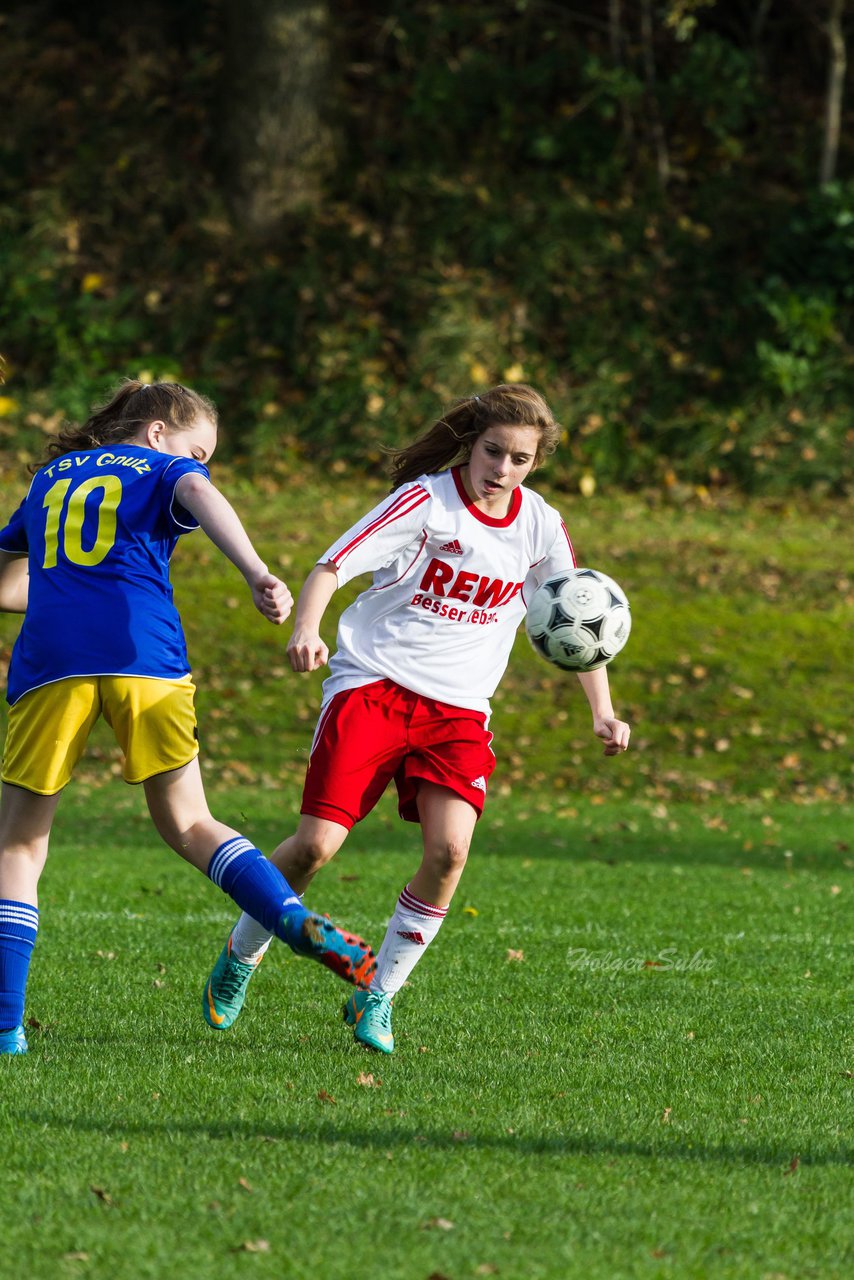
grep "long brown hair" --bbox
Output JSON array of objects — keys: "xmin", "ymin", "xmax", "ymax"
[
  {"xmin": 389, "ymin": 384, "xmax": 560, "ymax": 490},
  {"xmin": 35, "ymin": 379, "xmax": 217, "ymax": 469}
]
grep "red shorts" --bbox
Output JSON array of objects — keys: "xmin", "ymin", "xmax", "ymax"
[{"xmin": 301, "ymin": 678, "xmax": 496, "ymax": 830}]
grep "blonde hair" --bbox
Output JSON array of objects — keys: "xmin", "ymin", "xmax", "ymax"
[
  {"xmin": 37, "ymin": 379, "xmax": 217, "ymax": 468},
  {"xmin": 389, "ymin": 384, "xmax": 559, "ymax": 490}
]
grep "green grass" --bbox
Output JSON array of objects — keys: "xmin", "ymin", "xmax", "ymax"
[
  {"xmin": 2, "ymin": 787, "xmax": 852, "ymax": 1279},
  {"xmin": 0, "ymin": 481, "xmax": 851, "ymax": 1275}
]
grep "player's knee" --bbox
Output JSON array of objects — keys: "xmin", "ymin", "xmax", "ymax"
[
  {"xmin": 429, "ymin": 834, "xmax": 471, "ymax": 879},
  {"xmin": 290, "ymin": 831, "xmax": 339, "ymax": 877}
]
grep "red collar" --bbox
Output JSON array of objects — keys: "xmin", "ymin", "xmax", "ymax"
[{"xmin": 452, "ymin": 466, "xmax": 522, "ymax": 527}]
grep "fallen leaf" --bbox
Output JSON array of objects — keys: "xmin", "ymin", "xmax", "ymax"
[
  {"xmin": 233, "ymin": 1240, "xmax": 270, "ymax": 1253},
  {"xmin": 506, "ymin": 949, "xmax": 525, "ymax": 962},
  {"xmin": 462, "ymin": 906, "xmax": 478, "ymax": 917},
  {"xmin": 422, "ymin": 1217, "xmax": 455, "ymax": 1231},
  {"xmin": 238, "ymin": 1177, "xmax": 253, "ymax": 1193},
  {"xmin": 317, "ymin": 1089, "xmax": 337, "ymax": 1105},
  {"xmin": 452, "ymin": 1130, "xmax": 470, "ymax": 1142},
  {"xmin": 356, "ymin": 1071, "xmax": 381, "ymax": 1087},
  {"xmin": 783, "ymin": 1156, "xmax": 800, "ymax": 1176},
  {"xmin": 62, "ymin": 1253, "xmax": 90, "ymax": 1262},
  {"xmin": 661, "ymin": 1107, "xmax": 672, "ymax": 1124},
  {"xmin": 89, "ymin": 1185, "xmax": 114, "ymax": 1206}
]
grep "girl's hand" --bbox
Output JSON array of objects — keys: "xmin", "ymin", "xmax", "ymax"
[
  {"xmin": 287, "ymin": 628, "xmax": 329, "ymax": 672},
  {"xmin": 251, "ymin": 573, "xmax": 293, "ymax": 624},
  {"xmin": 593, "ymin": 715, "xmax": 631, "ymax": 756}
]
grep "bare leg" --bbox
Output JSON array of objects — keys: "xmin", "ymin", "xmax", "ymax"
[
  {"xmin": 0, "ymin": 783, "xmax": 62, "ymax": 1041},
  {"xmin": 0, "ymin": 783, "xmax": 62, "ymax": 904},
  {"xmin": 409, "ymin": 781, "xmax": 478, "ymax": 906},
  {"xmin": 143, "ymin": 758, "xmax": 243, "ymax": 873},
  {"xmin": 368, "ymin": 782, "xmax": 478, "ymax": 998},
  {"xmin": 269, "ymin": 814, "xmax": 350, "ymax": 893}
]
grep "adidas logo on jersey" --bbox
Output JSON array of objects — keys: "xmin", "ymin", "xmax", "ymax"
[
  {"xmin": 470, "ymin": 776, "xmax": 487, "ymax": 792},
  {"xmin": 397, "ymin": 929, "xmax": 426, "ymax": 945},
  {"xmin": 438, "ymin": 539, "xmax": 464, "ymax": 555}
]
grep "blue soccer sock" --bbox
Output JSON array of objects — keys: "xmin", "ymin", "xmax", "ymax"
[
  {"xmin": 206, "ymin": 837, "xmax": 305, "ymax": 941},
  {"xmin": 0, "ymin": 900, "xmax": 39, "ymax": 1031}
]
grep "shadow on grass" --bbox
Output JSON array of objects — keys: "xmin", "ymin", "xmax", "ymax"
[{"xmin": 17, "ymin": 1108, "xmax": 853, "ymax": 1170}]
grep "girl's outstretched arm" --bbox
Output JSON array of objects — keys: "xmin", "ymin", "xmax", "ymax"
[
  {"xmin": 576, "ymin": 666, "xmax": 631, "ymax": 756},
  {"xmin": 174, "ymin": 473, "xmax": 292, "ymax": 625},
  {"xmin": 0, "ymin": 552, "xmax": 28, "ymax": 613}
]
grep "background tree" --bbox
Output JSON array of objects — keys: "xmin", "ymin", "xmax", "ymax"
[
  {"xmin": 0, "ymin": 0, "xmax": 851, "ymax": 495},
  {"xmin": 219, "ymin": 0, "xmax": 336, "ymax": 233}
]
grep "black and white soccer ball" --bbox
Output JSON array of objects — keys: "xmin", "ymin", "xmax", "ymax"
[{"xmin": 525, "ymin": 568, "xmax": 631, "ymax": 672}]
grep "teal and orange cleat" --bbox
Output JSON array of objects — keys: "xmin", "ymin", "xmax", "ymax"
[
  {"xmin": 343, "ymin": 989, "xmax": 394, "ymax": 1054},
  {"xmin": 282, "ymin": 911, "xmax": 376, "ymax": 989},
  {"xmin": 0, "ymin": 1024, "xmax": 28, "ymax": 1055},
  {"xmin": 202, "ymin": 931, "xmax": 262, "ymax": 1031}
]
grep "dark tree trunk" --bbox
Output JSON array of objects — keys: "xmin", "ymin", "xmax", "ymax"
[
  {"xmin": 820, "ymin": 0, "xmax": 846, "ymax": 186},
  {"xmin": 219, "ymin": 0, "xmax": 335, "ymax": 235}
]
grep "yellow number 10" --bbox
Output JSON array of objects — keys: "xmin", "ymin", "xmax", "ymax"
[{"xmin": 42, "ymin": 475, "xmax": 122, "ymax": 569}]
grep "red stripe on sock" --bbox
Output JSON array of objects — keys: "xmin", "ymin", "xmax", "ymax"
[{"xmin": 399, "ymin": 886, "xmax": 448, "ymax": 918}]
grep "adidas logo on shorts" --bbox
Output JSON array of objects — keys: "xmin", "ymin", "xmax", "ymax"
[{"xmin": 470, "ymin": 776, "xmax": 487, "ymax": 792}]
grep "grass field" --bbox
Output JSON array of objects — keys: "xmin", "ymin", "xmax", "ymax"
[
  {"xmin": 0, "ymin": 477, "xmax": 851, "ymax": 1277},
  {"xmin": 1, "ymin": 786, "xmax": 851, "ymax": 1280}
]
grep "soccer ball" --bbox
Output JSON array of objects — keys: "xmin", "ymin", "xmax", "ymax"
[{"xmin": 525, "ymin": 568, "xmax": 631, "ymax": 672}]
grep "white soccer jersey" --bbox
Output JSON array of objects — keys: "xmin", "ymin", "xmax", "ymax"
[{"xmin": 319, "ymin": 466, "xmax": 576, "ymax": 715}]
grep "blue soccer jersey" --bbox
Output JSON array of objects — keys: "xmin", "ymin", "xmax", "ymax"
[{"xmin": 0, "ymin": 445, "xmax": 210, "ymax": 705}]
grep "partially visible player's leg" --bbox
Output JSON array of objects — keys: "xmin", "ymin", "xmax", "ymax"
[
  {"xmin": 0, "ymin": 680, "xmax": 90, "ymax": 1054},
  {"xmin": 103, "ymin": 675, "xmax": 373, "ymax": 997},
  {"xmin": 0, "ymin": 785, "xmax": 61, "ymax": 1053},
  {"xmin": 229, "ymin": 815, "xmax": 350, "ymax": 960},
  {"xmin": 348, "ymin": 783, "xmax": 477, "ymax": 1054},
  {"xmin": 204, "ymin": 816, "xmax": 351, "ymax": 1030},
  {"xmin": 143, "ymin": 761, "xmax": 375, "ymax": 995},
  {"xmin": 202, "ymin": 683, "xmax": 404, "ymax": 1028}
]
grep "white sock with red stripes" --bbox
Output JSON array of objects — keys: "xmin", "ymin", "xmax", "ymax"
[{"xmin": 370, "ymin": 883, "xmax": 448, "ymax": 996}]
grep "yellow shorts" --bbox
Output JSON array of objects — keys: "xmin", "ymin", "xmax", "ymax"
[{"xmin": 1, "ymin": 675, "xmax": 200, "ymax": 795}]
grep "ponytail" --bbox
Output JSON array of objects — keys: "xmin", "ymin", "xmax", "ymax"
[{"xmin": 35, "ymin": 378, "xmax": 217, "ymax": 469}]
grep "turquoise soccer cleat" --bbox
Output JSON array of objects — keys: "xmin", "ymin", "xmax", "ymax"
[
  {"xmin": 202, "ymin": 931, "xmax": 262, "ymax": 1031},
  {"xmin": 281, "ymin": 911, "xmax": 376, "ymax": 989},
  {"xmin": 343, "ymin": 989, "xmax": 394, "ymax": 1054},
  {"xmin": 0, "ymin": 1024, "xmax": 28, "ymax": 1055}
]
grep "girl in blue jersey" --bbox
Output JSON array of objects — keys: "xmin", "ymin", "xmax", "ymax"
[{"xmin": 0, "ymin": 378, "xmax": 375, "ymax": 1055}]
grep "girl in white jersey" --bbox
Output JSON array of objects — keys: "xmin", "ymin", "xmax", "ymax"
[{"xmin": 202, "ymin": 384, "xmax": 630, "ymax": 1053}]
